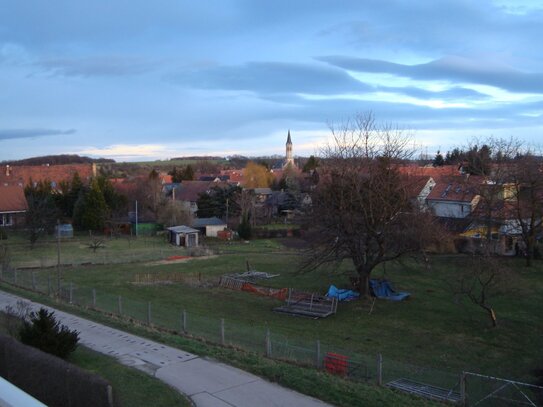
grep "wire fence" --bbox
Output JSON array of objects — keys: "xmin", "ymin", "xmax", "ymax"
[
  {"xmin": 1, "ymin": 267, "xmax": 541, "ymax": 406},
  {"xmin": 2, "ymin": 236, "xmax": 185, "ymax": 269}
]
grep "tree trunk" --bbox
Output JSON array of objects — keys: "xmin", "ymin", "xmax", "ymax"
[
  {"xmin": 357, "ymin": 268, "xmax": 371, "ymax": 298},
  {"xmin": 484, "ymin": 306, "xmax": 497, "ymax": 328},
  {"xmin": 525, "ymin": 238, "xmax": 534, "ymax": 267}
]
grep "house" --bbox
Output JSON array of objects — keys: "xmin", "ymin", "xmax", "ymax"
[
  {"xmin": 192, "ymin": 217, "xmax": 227, "ymax": 237},
  {"xmin": 253, "ymin": 188, "xmax": 273, "ymax": 203},
  {"xmin": 0, "ymin": 164, "xmax": 95, "ymax": 189},
  {"xmin": 426, "ymin": 176, "xmax": 481, "ymax": 218},
  {"xmin": 173, "ymin": 181, "xmax": 213, "ymax": 214},
  {"xmin": 404, "ymin": 175, "xmax": 436, "ymax": 210},
  {"xmin": 0, "ymin": 186, "xmax": 28, "ymax": 227},
  {"xmin": 167, "ymin": 225, "xmax": 200, "ymax": 247}
]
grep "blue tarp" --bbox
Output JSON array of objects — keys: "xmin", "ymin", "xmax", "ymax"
[
  {"xmin": 369, "ymin": 279, "xmax": 410, "ymax": 301},
  {"xmin": 326, "ymin": 285, "xmax": 360, "ymax": 301}
]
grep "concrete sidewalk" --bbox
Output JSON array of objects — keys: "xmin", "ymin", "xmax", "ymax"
[{"xmin": 0, "ymin": 290, "xmax": 331, "ymax": 407}]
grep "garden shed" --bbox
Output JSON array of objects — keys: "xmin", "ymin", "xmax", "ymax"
[
  {"xmin": 192, "ymin": 217, "xmax": 227, "ymax": 237},
  {"xmin": 167, "ymin": 225, "xmax": 200, "ymax": 247}
]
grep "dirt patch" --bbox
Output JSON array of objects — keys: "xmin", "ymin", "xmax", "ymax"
[{"xmin": 147, "ymin": 255, "xmax": 218, "ymax": 266}]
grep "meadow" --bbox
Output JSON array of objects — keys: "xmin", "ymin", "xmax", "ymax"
[{"xmin": 2, "ymin": 233, "xmax": 542, "ymax": 405}]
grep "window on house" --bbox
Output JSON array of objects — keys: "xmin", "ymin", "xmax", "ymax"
[{"xmin": 1, "ymin": 214, "xmax": 13, "ymax": 226}]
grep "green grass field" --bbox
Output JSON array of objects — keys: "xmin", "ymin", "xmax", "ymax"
[{"xmin": 2, "ymin": 234, "xmax": 542, "ymax": 405}]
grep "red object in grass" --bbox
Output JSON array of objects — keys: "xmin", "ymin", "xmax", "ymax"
[
  {"xmin": 324, "ymin": 353, "xmax": 349, "ymax": 376},
  {"xmin": 166, "ymin": 255, "xmax": 190, "ymax": 261}
]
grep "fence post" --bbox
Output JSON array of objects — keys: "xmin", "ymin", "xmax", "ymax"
[
  {"xmin": 92, "ymin": 289, "xmax": 96, "ymax": 308},
  {"xmin": 69, "ymin": 283, "xmax": 73, "ymax": 304},
  {"xmin": 48, "ymin": 275, "xmax": 51, "ymax": 296},
  {"xmin": 265, "ymin": 328, "xmax": 272, "ymax": 358},
  {"xmin": 460, "ymin": 372, "xmax": 467, "ymax": 406},
  {"xmin": 31, "ymin": 272, "xmax": 36, "ymax": 291},
  {"xmin": 182, "ymin": 309, "xmax": 187, "ymax": 333},
  {"xmin": 220, "ymin": 318, "xmax": 225, "ymax": 346},
  {"xmin": 14, "ymin": 269, "xmax": 17, "ymax": 284},
  {"xmin": 147, "ymin": 302, "xmax": 152, "ymax": 325},
  {"xmin": 118, "ymin": 296, "xmax": 123, "ymax": 316},
  {"xmin": 315, "ymin": 340, "xmax": 321, "ymax": 368},
  {"xmin": 377, "ymin": 353, "xmax": 383, "ymax": 386},
  {"xmin": 287, "ymin": 288, "xmax": 292, "ymax": 305}
]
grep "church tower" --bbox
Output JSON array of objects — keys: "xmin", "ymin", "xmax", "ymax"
[{"xmin": 285, "ymin": 130, "xmax": 294, "ymax": 168}]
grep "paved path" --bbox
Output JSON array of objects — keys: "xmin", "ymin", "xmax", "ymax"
[{"xmin": 0, "ymin": 290, "xmax": 331, "ymax": 407}]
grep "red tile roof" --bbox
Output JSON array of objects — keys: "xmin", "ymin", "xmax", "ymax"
[
  {"xmin": 220, "ymin": 170, "xmax": 245, "ymax": 183},
  {"xmin": 174, "ymin": 181, "xmax": 212, "ymax": 202},
  {"xmin": 427, "ymin": 176, "xmax": 482, "ymax": 202},
  {"xmin": 402, "ymin": 175, "xmax": 434, "ymax": 199},
  {"xmin": 0, "ymin": 164, "xmax": 95, "ymax": 188},
  {"xmin": 0, "ymin": 186, "xmax": 28, "ymax": 212},
  {"xmin": 396, "ymin": 164, "xmax": 459, "ymax": 180}
]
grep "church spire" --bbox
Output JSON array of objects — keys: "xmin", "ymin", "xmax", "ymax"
[{"xmin": 285, "ymin": 130, "xmax": 294, "ymax": 168}]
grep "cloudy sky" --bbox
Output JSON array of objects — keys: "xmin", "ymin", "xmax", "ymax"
[{"xmin": 1, "ymin": 0, "xmax": 542, "ymax": 161}]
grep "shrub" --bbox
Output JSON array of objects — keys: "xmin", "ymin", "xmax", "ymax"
[
  {"xmin": 0, "ymin": 228, "xmax": 7, "ymax": 240},
  {"xmin": 19, "ymin": 308, "xmax": 79, "ymax": 359},
  {"xmin": 237, "ymin": 215, "xmax": 252, "ymax": 240}
]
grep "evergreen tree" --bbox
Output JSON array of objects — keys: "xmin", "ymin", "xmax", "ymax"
[
  {"xmin": 433, "ymin": 150, "xmax": 445, "ymax": 167},
  {"xmin": 237, "ymin": 214, "xmax": 252, "ymax": 240},
  {"xmin": 302, "ymin": 155, "xmax": 319, "ymax": 172},
  {"xmin": 181, "ymin": 165, "xmax": 195, "ymax": 181},
  {"xmin": 97, "ymin": 175, "xmax": 126, "ymax": 215},
  {"xmin": 24, "ymin": 180, "xmax": 58, "ymax": 247},
  {"xmin": 73, "ymin": 179, "xmax": 108, "ymax": 231}
]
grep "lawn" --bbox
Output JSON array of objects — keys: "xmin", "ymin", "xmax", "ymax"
[
  {"xmin": 0, "ymin": 313, "xmax": 190, "ymax": 407},
  {"xmin": 2, "ymin": 235, "xmax": 542, "ymax": 402}
]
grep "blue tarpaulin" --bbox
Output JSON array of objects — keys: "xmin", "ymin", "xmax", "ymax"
[
  {"xmin": 369, "ymin": 279, "xmax": 410, "ymax": 301},
  {"xmin": 326, "ymin": 285, "xmax": 360, "ymax": 301}
]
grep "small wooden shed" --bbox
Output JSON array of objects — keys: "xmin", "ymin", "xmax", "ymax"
[
  {"xmin": 192, "ymin": 217, "xmax": 227, "ymax": 237},
  {"xmin": 167, "ymin": 225, "xmax": 200, "ymax": 247}
]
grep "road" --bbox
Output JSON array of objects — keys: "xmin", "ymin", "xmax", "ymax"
[{"xmin": 0, "ymin": 289, "xmax": 331, "ymax": 407}]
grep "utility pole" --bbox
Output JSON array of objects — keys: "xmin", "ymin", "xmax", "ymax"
[
  {"xmin": 56, "ymin": 219, "xmax": 61, "ymax": 294},
  {"xmin": 135, "ymin": 200, "xmax": 138, "ymax": 237},
  {"xmin": 225, "ymin": 198, "xmax": 229, "ymax": 226}
]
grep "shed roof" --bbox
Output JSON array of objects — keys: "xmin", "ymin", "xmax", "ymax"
[
  {"xmin": 192, "ymin": 217, "xmax": 226, "ymax": 227},
  {"xmin": 167, "ymin": 225, "xmax": 199, "ymax": 234}
]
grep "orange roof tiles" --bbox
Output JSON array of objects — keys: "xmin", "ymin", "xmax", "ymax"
[
  {"xmin": 0, "ymin": 186, "xmax": 28, "ymax": 212},
  {"xmin": 427, "ymin": 175, "xmax": 482, "ymax": 202},
  {"xmin": 0, "ymin": 164, "xmax": 95, "ymax": 189}
]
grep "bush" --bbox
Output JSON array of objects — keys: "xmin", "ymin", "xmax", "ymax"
[
  {"xmin": 237, "ymin": 216, "xmax": 252, "ymax": 240},
  {"xmin": 19, "ymin": 308, "xmax": 79, "ymax": 359},
  {"xmin": 0, "ymin": 228, "xmax": 7, "ymax": 240}
]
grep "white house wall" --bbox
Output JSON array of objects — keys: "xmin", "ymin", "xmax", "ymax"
[
  {"xmin": 206, "ymin": 225, "xmax": 226, "ymax": 237},
  {"xmin": 427, "ymin": 201, "xmax": 472, "ymax": 218}
]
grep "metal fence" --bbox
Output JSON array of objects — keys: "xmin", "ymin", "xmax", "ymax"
[{"xmin": 1, "ymin": 267, "xmax": 541, "ymax": 406}]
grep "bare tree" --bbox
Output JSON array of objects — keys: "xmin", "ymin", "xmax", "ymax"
[
  {"xmin": 301, "ymin": 113, "xmax": 439, "ymax": 297},
  {"xmin": 455, "ymin": 254, "xmax": 512, "ymax": 328},
  {"xmin": 510, "ymin": 151, "xmax": 543, "ymax": 266},
  {"xmin": 157, "ymin": 199, "xmax": 193, "ymax": 228},
  {"xmin": 468, "ymin": 137, "xmax": 522, "ymax": 252}
]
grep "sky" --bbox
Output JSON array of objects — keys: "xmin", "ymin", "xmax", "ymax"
[{"xmin": 0, "ymin": 0, "xmax": 542, "ymax": 162}]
